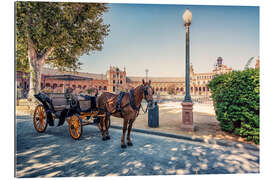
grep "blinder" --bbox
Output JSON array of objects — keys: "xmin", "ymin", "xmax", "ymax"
[{"xmin": 143, "ymin": 85, "xmax": 154, "ymax": 98}]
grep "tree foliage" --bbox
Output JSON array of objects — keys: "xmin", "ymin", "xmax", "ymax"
[
  {"xmin": 208, "ymin": 68, "xmax": 260, "ymax": 144},
  {"xmin": 16, "ymin": 1, "xmax": 110, "ymax": 71}
]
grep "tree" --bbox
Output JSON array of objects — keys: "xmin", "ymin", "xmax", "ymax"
[{"xmin": 16, "ymin": 2, "xmax": 110, "ymax": 101}]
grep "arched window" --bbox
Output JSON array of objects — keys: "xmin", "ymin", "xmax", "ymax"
[
  {"xmin": 46, "ymin": 83, "xmax": 50, "ymax": 87},
  {"xmin": 99, "ymin": 86, "xmax": 102, "ymax": 90},
  {"xmin": 203, "ymin": 87, "xmax": 205, "ymax": 91},
  {"xmin": 60, "ymin": 84, "xmax": 63, "ymax": 87},
  {"xmin": 195, "ymin": 87, "xmax": 198, "ymax": 91},
  {"xmin": 199, "ymin": 87, "xmax": 201, "ymax": 91},
  {"xmin": 78, "ymin": 85, "xmax": 82, "ymax": 89},
  {"xmin": 104, "ymin": 86, "xmax": 107, "ymax": 90},
  {"xmin": 113, "ymin": 80, "xmax": 115, "ymax": 84},
  {"xmin": 164, "ymin": 88, "xmax": 167, "ymax": 91},
  {"xmin": 120, "ymin": 80, "xmax": 122, "ymax": 84},
  {"xmin": 156, "ymin": 88, "xmax": 159, "ymax": 91},
  {"xmin": 113, "ymin": 86, "xmax": 115, "ymax": 92},
  {"xmin": 160, "ymin": 88, "xmax": 163, "ymax": 91},
  {"xmin": 180, "ymin": 87, "xmax": 183, "ymax": 91},
  {"xmin": 53, "ymin": 83, "xmax": 57, "ymax": 89}
]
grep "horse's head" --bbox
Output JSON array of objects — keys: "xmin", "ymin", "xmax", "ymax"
[{"xmin": 142, "ymin": 79, "xmax": 154, "ymax": 106}]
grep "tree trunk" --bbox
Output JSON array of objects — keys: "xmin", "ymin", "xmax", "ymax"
[{"xmin": 27, "ymin": 40, "xmax": 43, "ymax": 104}]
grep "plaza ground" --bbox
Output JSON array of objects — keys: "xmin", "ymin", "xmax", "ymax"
[
  {"xmin": 16, "ymin": 99, "xmax": 258, "ymax": 146},
  {"xmin": 16, "ymin": 115, "xmax": 259, "ymax": 177},
  {"xmin": 111, "ymin": 101, "xmax": 257, "ymax": 146}
]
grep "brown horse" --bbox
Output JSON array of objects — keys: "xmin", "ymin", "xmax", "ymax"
[{"xmin": 97, "ymin": 79, "xmax": 154, "ymax": 148}]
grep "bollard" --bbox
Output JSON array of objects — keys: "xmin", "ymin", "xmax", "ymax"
[{"xmin": 148, "ymin": 101, "xmax": 159, "ymax": 128}]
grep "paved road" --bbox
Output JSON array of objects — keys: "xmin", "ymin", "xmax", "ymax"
[{"xmin": 16, "ymin": 116, "xmax": 259, "ymax": 177}]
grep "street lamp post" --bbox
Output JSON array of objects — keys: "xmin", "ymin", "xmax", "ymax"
[
  {"xmin": 181, "ymin": 8, "xmax": 194, "ymax": 131},
  {"xmin": 116, "ymin": 67, "xmax": 120, "ymax": 94},
  {"xmin": 145, "ymin": 69, "xmax": 149, "ymax": 82}
]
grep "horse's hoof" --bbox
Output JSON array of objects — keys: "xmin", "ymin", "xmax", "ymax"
[
  {"xmin": 102, "ymin": 137, "xmax": 107, "ymax": 141},
  {"xmin": 106, "ymin": 135, "xmax": 111, "ymax": 140},
  {"xmin": 127, "ymin": 142, "xmax": 133, "ymax": 146},
  {"xmin": 121, "ymin": 144, "xmax": 127, "ymax": 148}
]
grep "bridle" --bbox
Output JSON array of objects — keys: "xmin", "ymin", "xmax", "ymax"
[
  {"xmin": 141, "ymin": 85, "xmax": 155, "ymax": 113},
  {"xmin": 143, "ymin": 85, "xmax": 154, "ymax": 101}
]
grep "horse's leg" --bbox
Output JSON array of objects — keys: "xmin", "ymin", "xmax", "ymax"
[
  {"xmin": 121, "ymin": 119, "xmax": 128, "ymax": 148},
  {"xmin": 98, "ymin": 116, "xmax": 106, "ymax": 141},
  {"xmin": 105, "ymin": 113, "xmax": 111, "ymax": 140},
  {"xmin": 127, "ymin": 119, "xmax": 135, "ymax": 146}
]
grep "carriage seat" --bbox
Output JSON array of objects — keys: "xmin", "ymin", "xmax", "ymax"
[
  {"xmin": 48, "ymin": 93, "xmax": 67, "ymax": 111},
  {"xmin": 78, "ymin": 94, "xmax": 97, "ymax": 112}
]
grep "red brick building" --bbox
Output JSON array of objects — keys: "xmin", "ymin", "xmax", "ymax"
[{"xmin": 16, "ymin": 57, "xmax": 236, "ymax": 97}]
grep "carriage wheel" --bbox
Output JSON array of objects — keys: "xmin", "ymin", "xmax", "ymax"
[
  {"xmin": 33, "ymin": 104, "xmax": 48, "ymax": 133},
  {"xmin": 68, "ymin": 114, "xmax": 83, "ymax": 140}
]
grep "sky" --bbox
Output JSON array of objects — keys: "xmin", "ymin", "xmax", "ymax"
[{"xmin": 78, "ymin": 3, "xmax": 259, "ymax": 77}]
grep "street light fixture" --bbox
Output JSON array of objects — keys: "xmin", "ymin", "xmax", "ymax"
[
  {"xmin": 181, "ymin": 8, "xmax": 194, "ymax": 131},
  {"xmin": 183, "ymin": 8, "xmax": 192, "ymax": 102}
]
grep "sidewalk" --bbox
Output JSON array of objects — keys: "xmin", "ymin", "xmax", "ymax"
[
  {"xmin": 110, "ymin": 101, "xmax": 258, "ymax": 147},
  {"xmin": 16, "ymin": 100, "xmax": 258, "ymax": 147}
]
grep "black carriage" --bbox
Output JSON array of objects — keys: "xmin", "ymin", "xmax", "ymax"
[{"xmin": 33, "ymin": 88, "xmax": 106, "ymax": 140}]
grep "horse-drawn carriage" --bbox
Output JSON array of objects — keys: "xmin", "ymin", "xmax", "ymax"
[
  {"xmin": 33, "ymin": 79, "xmax": 155, "ymax": 148},
  {"xmin": 33, "ymin": 88, "xmax": 108, "ymax": 140}
]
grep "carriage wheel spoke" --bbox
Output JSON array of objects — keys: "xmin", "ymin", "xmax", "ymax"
[
  {"xmin": 69, "ymin": 115, "xmax": 82, "ymax": 140},
  {"xmin": 33, "ymin": 105, "xmax": 47, "ymax": 133}
]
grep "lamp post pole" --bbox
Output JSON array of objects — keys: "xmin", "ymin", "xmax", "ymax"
[
  {"xmin": 116, "ymin": 67, "xmax": 119, "ymax": 94},
  {"xmin": 184, "ymin": 22, "xmax": 192, "ymax": 102},
  {"xmin": 145, "ymin": 69, "xmax": 149, "ymax": 82},
  {"xmin": 181, "ymin": 8, "xmax": 194, "ymax": 131}
]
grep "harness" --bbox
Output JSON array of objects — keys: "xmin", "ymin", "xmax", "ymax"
[
  {"xmin": 106, "ymin": 85, "xmax": 153, "ymax": 117},
  {"xmin": 129, "ymin": 88, "xmax": 141, "ymax": 111},
  {"xmin": 116, "ymin": 91, "xmax": 125, "ymax": 112}
]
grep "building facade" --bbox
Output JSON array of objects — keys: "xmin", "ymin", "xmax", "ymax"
[{"xmin": 16, "ymin": 57, "xmax": 235, "ymax": 97}]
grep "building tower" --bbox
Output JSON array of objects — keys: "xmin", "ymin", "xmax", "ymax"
[{"xmin": 217, "ymin": 57, "xmax": 223, "ymax": 68}]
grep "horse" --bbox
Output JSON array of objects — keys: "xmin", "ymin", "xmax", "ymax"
[{"xmin": 97, "ymin": 79, "xmax": 154, "ymax": 148}]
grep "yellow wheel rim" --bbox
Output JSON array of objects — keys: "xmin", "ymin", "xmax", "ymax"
[{"xmin": 69, "ymin": 115, "xmax": 82, "ymax": 140}]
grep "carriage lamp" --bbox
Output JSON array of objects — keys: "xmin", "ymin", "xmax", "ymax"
[{"xmin": 181, "ymin": 8, "xmax": 194, "ymax": 131}]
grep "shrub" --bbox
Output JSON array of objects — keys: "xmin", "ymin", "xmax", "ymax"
[{"xmin": 208, "ymin": 68, "xmax": 259, "ymax": 144}]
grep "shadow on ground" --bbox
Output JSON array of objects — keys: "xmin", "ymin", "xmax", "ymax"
[{"xmin": 16, "ymin": 115, "xmax": 259, "ymax": 177}]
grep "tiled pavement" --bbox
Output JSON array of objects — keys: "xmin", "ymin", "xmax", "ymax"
[{"xmin": 16, "ymin": 115, "xmax": 259, "ymax": 177}]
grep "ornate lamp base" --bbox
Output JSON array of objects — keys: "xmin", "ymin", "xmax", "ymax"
[{"xmin": 181, "ymin": 102, "xmax": 194, "ymax": 131}]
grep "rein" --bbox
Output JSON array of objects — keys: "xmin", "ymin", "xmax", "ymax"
[{"xmin": 140, "ymin": 103, "xmax": 148, "ymax": 114}]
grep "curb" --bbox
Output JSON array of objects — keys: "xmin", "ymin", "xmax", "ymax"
[{"xmin": 110, "ymin": 125, "xmax": 259, "ymax": 151}]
